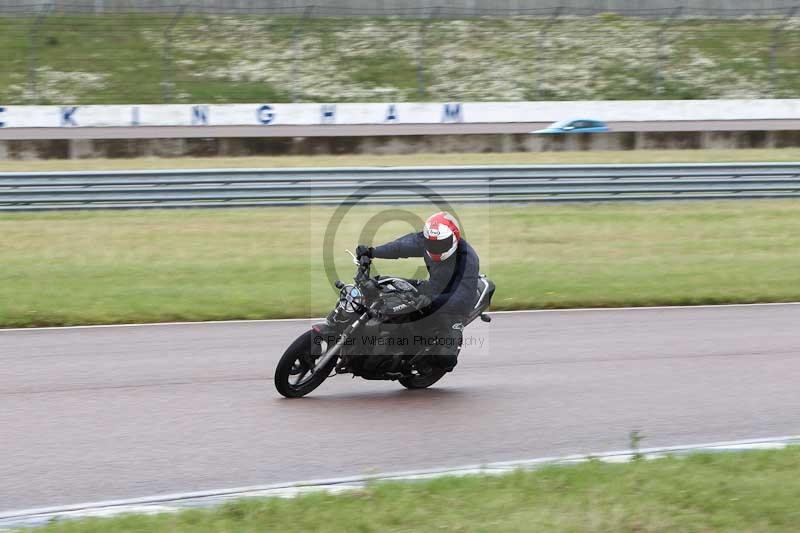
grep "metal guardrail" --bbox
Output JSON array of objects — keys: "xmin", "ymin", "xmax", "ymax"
[{"xmin": 2, "ymin": 163, "xmax": 800, "ymax": 211}]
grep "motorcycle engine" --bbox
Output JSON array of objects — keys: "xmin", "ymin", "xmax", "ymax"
[
  {"xmin": 351, "ymin": 321, "xmax": 409, "ymax": 379},
  {"xmin": 361, "ymin": 351, "xmax": 402, "ymax": 378}
]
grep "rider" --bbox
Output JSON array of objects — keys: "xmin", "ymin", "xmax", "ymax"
[{"xmin": 356, "ymin": 211, "xmax": 480, "ymax": 372}]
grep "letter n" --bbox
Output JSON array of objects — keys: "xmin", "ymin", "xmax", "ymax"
[{"xmin": 192, "ymin": 105, "xmax": 209, "ymax": 125}]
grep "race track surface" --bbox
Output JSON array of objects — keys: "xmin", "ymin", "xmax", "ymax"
[{"xmin": 2, "ymin": 305, "xmax": 800, "ymax": 511}]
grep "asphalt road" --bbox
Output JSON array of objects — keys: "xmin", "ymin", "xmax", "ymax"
[
  {"xmin": 2, "ymin": 305, "xmax": 800, "ymax": 512},
  {"xmin": 3, "ymin": 120, "xmax": 800, "ymax": 140}
]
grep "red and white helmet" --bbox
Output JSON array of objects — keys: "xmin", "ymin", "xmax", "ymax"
[{"xmin": 422, "ymin": 211, "xmax": 461, "ymax": 262}]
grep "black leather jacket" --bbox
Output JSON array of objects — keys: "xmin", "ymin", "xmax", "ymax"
[{"xmin": 373, "ymin": 232, "xmax": 480, "ymax": 317}]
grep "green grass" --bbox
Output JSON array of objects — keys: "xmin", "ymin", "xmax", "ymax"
[
  {"xmin": 3, "ymin": 200, "xmax": 800, "ymax": 327},
  {"xmin": 2, "ymin": 147, "xmax": 800, "ymax": 172},
  {"xmin": 1, "ymin": 14, "xmax": 799, "ymax": 103},
  {"xmin": 32, "ymin": 446, "xmax": 800, "ymax": 532}
]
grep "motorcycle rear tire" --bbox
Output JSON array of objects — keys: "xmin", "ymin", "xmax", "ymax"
[
  {"xmin": 275, "ymin": 330, "xmax": 336, "ymax": 398},
  {"xmin": 399, "ymin": 368, "xmax": 447, "ymax": 390}
]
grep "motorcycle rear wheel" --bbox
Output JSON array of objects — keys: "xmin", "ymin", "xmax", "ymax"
[
  {"xmin": 399, "ymin": 367, "xmax": 447, "ymax": 390},
  {"xmin": 274, "ymin": 331, "xmax": 336, "ymax": 398}
]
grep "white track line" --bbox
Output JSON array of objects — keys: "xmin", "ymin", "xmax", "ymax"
[
  {"xmin": 2, "ymin": 301, "xmax": 799, "ymax": 333},
  {"xmin": 488, "ymin": 301, "xmax": 800, "ymax": 314},
  {"xmin": 0, "ymin": 316, "xmax": 320, "ymax": 333},
  {"xmin": 1, "ymin": 435, "xmax": 798, "ymax": 529}
]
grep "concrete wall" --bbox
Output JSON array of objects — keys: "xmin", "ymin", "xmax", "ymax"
[
  {"xmin": 6, "ymin": 100, "xmax": 800, "ymax": 128},
  {"xmin": 3, "ymin": 130, "xmax": 800, "ymax": 160}
]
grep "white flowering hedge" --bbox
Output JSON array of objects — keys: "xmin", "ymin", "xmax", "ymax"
[{"xmin": 1, "ymin": 14, "xmax": 799, "ymax": 104}]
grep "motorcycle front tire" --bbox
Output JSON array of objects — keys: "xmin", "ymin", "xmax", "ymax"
[{"xmin": 274, "ymin": 330, "xmax": 337, "ymax": 398}]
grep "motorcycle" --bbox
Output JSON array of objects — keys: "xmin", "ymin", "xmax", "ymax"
[{"xmin": 274, "ymin": 251, "xmax": 495, "ymax": 398}]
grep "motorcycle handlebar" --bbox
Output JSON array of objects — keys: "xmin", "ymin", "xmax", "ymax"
[{"xmin": 354, "ymin": 255, "xmax": 371, "ymax": 282}]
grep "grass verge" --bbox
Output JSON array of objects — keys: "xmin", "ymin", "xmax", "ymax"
[
  {"xmin": 2, "ymin": 200, "xmax": 800, "ymax": 328},
  {"xmin": 1, "ymin": 148, "xmax": 800, "ymax": 172},
  {"xmin": 31, "ymin": 446, "xmax": 800, "ymax": 532}
]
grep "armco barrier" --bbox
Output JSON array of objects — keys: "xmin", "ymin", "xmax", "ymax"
[{"xmin": 2, "ymin": 163, "xmax": 800, "ymax": 211}]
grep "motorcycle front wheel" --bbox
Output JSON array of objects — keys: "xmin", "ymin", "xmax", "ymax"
[{"xmin": 274, "ymin": 330, "xmax": 336, "ymax": 398}]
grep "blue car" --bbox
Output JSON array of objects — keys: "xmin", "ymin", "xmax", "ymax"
[{"xmin": 532, "ymin": 119, "xmax": 609, "ymax": 134}]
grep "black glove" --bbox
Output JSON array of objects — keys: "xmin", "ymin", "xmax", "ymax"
[{"xmin": 356, "ymin": 245, "xmax": 373, "ymax": 259}]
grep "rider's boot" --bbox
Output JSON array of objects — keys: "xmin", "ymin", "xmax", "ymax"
[{"xmin": 434, "ymin": 319, "xmax": 463, "ymax": 372}]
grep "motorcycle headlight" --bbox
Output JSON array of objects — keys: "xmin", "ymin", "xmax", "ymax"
[{"xmin": 337, "ymin": 284, "xmax": 364, "ymax": 314}]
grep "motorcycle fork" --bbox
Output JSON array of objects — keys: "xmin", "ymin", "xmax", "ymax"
[{"xmin": 312, "ymin": 307, "xmax": 372, "ymax": 375}]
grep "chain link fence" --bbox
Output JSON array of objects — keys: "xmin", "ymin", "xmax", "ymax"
[{"xmin": 1, "ymin": 2, "xmax": 799, "ymax": 104}]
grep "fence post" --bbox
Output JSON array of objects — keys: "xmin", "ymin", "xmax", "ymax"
[
  {"xmin": 290, "ymin": 5, "xmax": 314, "ymax": 103},
  {"xmin": 28, "ymin": 2, "xmax": 53, "ymax": 103},
  {"xmin": 161, "ymin": 4, "xmax": 187, "ymax": 103},
  {"xmin": 654, "ymin": 6, "xmax": 683, "ymax": 96},
  {"xmin": 536, "ymin": 6, "xmax": 561, "ymax": 99},
  {"xmin": 416, "ymin": 6, "xmax": 438, "ymax": 101},
  {"xmin": 770, "ymin": 6, "xmax": 798, "ymax": 98}
]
